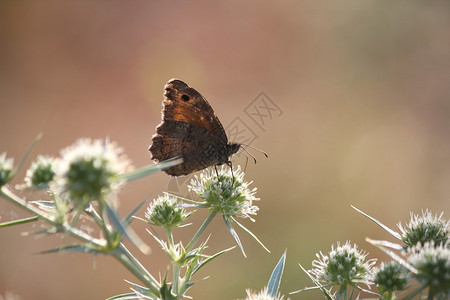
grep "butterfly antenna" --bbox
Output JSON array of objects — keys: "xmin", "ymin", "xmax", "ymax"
[
  {"xmin": 242, "ymin": 152, "xmax": 249, "ymax": 172},
  {"xmin": 241, "ymin": 144, "xmax": 269, "ymax": 158},
  {"xmin": 240, "ymin": 146, "xmax": 257, "ymax": 164}
]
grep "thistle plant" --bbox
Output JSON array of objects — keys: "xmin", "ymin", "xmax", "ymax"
[
  {"xmin": 373, "ymin": 261, "xmax": 409, "ymax": 300},
  {"xmin": 187, "ymin": 166, "xmax": 268, "ymax": 257},
  {"xmin": 0, "ymin": 136, "xmax": 268, "ymax": 300},
  {"xmin": 238, "ymin": 251, "xmax": 290, "ymax": 300},
  {"xmin": 2, "ymin": 135, "xmax": 448, "ymax": 300},
  {"xmin": 294, "ymin": 241, "xmax": 377, "ymax": 300},
  {"xmin": 23, "ymin": 155, "xmax": 56, "ymax": 189},
  {"xmin": 0, "ymin": 152, "xmax": 14, "ymax": 186},
  {"xmin": 399, "ymin": 210, "xmax": 449, "ymax": 248},
  {"xmin": 408, "ymin": 242, "xmax": 450, "ymax": 299},
  {"xmin": 294, "ymin": 208, "xmax": 449, "ymax": 300}
]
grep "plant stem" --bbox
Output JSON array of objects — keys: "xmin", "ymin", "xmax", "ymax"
[
  {"xmin": 0, "ymin": 187, "xmax": 105, "ymax": 246},
  {"xmin": 1, "ymin": 186, "xmax": 161, "ymax": 295},
  {"xmin": 186, "ymin": 210, "xmax": 217, "ymax": 253},
  {"xmin": 165, "ymin": 227, "xmax": 180, "ymax": 294},
  {"xmin": 113, "ymin": 243, "xmax": 161, "ymax": 294},
  {"xmin": 172, "ymin": 264, "xmax": 181, "ymax": 295}
]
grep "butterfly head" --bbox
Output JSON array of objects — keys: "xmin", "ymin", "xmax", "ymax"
[{"xmin": 227, "ymin": 142, "xmax": 241, "ymax": 157}]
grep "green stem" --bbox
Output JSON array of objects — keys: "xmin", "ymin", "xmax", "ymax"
[
  {"xmin": 0, "ymin": 187, "xmax": 105, "ymax": 246},
  {"xmin": 165, "ymin": 227, "xmax": 180, "ymax": 294},
  {"xmin": 172, "ymin": 264, "xmax": 181, "ymax": 295},
  {"xmin": 166, "ymin": 227, "xmax": 175, "ymax": 249},
  {"xmin": 85, "ymin": 204, "xmax": 104, "ymax": 228},
  {"xmin": 97, "ymin": 201, "xmax": 115, "ymax": 246},
  {"xmin": 186, "ymin": 210, "xmax": 218, "ymax": 253},
  {"xmin": 114, "ymin": 243, "xmax": 160, "ymax": 294},
  {"xmin": 1, "ymin": 186, "xmax": 161, "ymax": 295}
]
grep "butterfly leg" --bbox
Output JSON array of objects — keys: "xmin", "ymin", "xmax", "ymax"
[
  {"xmin": 214, "ymin": 165, "xmax": 219, "ymax": 178},
  {"xmin": 227, "ymin": 161, "xmax": 235, "ymax": 185}
]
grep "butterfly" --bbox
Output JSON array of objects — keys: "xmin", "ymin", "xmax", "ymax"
[{"xmin": 149, "ymin": 79, "xmax": 241, "ymax": 176}]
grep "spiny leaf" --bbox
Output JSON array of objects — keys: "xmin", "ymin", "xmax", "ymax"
[
  {"xmin": 11, "ymin": 133, "xmax": 42, "ymax": 177},
  {"xmin": 0, "ymin": 216, "xmax": 39, "ymax": 228},
  {"xmin": 40, "ymin": 244, "xmax": 99, "ymax": 254},
  {"xmin": 352, "ymin": 205, "xmax": 402, "ymax": 240},
  {"xmin": 191, "ymin": 246, "xmax": 235, "ymax": 276},
  {"xmin": 105, "ymin": 203, "xmax": 150, "ymax": 254},
  {"xmin": 224, "ymin": 216, "xmax": 246, "ymax": 257},
  {"xmin": 120, "ymin": 157, "xmax": 183, "ymax": 182},
  {"xmin": 267, "ymin": 250, "xmax": 286, "ymax": 297},
  {"xmin": 124, "ymin": 198, "xmax": 148, "ymax": 227}
]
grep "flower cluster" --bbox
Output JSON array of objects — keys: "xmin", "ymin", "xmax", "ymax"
[
  {"xmin": 188, "ymin": 166, "xmax": 259, "ymax": 219},
  {"xmin": 408, "ymin": 242, "xmax": 450, "ymax": 299},
  {"xmin": 51, "ymin": 138, "xmax": 132, "ymax": 205},
  {"xmin": 24, "ymin": 155, "xmax": 56, "ymax": 188},
  {"xmin": 145, "ymin": 194, "xmax": 189, "ymax": 228},
  {"xmin": 0, "ymin": 152, "xmax": 14, "ymax": 186},
  {"xmin": 373, "ymin": 261, "xmax": 409, "ymax": 293},
  {"xmin": 310, "ymin": 241, "xmax": 376, "ymax": 287},
  {"xmin": 398, "ymin": 210, "xmax": 449, "ymax": 248},
  {"xmin": 240, "ymin": 287, "xmax": 288, "ymax": 300}
]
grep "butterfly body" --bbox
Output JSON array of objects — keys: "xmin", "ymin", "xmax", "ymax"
[{"xmin": 149, "ymin": 79, "xmax": 240, "ymax": 176}]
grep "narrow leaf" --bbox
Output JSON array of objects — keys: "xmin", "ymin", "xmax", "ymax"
[
  {"xmin": 105, "ymin": 203, "xmax": 150, "ymax": 254},
  {"xmin": 120, "ymin": 157, "xmax": 183, "ymax": 182},
  {"xmin": 232, "ymin": 217, "xmax": 270, "ymax": 253},
  {"xmin": 192, "ymin": 246, "xmax": 235, "ymax": 276},
  {"xmin": 0, "ymin": 216, "xmax": 39, "ymax": 228},
  {"xmin": 40, "ymin": 244, "xmax": 98, "ymax": 254},
  {"xmin": 351, "ymin": 205, "xmax": 402, "ymax": 240},
  {"xmin": 291, "ymin": 264, "xmax": 334, "ymax": 300},
  {"xmin": 224, "ymin": 217, "xmax": 246, "ymax": 257},
  {"xmin": 12, "ymin": 133, "xmax": 42, "ymax": 176},
  {"xmin": 106, "ymin": 293, "xmax": 142, "ymax": 300},
  {"xmin": 267, "ymin": 250, "xmax": 286, "ymax": 297},
  {"xmin": 128, "ymin": 282, "xmax": 153, "ymax": 297},
  {"xmin": 124, "ymin": 198, "xmax": 149, "ymax": 226},
  {"xmin": 366, "ymin": 238, "xmax": 418, "ymax": 273},
  {"xmin": 31, "ymin": 200, "xmax": 56, "ymax": 212}
]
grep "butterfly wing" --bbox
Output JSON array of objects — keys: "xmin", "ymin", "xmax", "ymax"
[
  {"xmin": 161, "ymin": 79, "xmax": 228, "ymax": 141},
  {"xmin": 149, "ymin": 79, "xmax": 229, "ymax": 176}
]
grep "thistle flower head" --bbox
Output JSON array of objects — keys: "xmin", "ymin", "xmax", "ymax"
[
  {"xmin": 408, "ymin": 242, "xmax": 450, "ymax": 299},
  {"xmin": 145, "ymin": 194, "xmax": 189, "ymax": 228},
  {"xmin": 188, "ymin": 166, "xmax": 259, "ymax": 219},
  {"xmin": 24, "ymin": 155, "xmax": 56, "ymax": 189},
  {"xmin": 398, "ymin": 210, "xmax": 449, "ymax": 248},
  {"xmin": 0, "ymin": 152, "xmax": 14, "ymax": 186},
  {"xmin": 240, "ymin": 287, "xmax": 288, "ymax": 300},
  {"xmin": 310, "ymin": 241, "xmax": 377, "ymax": 287},
  {"xmin": 373, "ymin": 261, "xmax": 409, "ymax": 293},
  {"xmin": 51, "ymin": 138, "xmax": 132, "ymax": 205}
]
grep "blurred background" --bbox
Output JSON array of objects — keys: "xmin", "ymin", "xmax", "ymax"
[{"xmin": 1, "ymin": 1, "xmax": 449, "ymax": 299}]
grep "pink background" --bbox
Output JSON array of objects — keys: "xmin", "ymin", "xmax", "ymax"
[{"xmin": 1, "ymin": 1, "xmax": 449, "ymax": 299}]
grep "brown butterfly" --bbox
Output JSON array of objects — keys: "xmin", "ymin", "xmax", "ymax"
[{"xmin": 149, "ymin": 79, "xmax": 241, "ymax": 176}]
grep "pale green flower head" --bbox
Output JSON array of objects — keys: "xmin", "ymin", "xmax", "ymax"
[
  {"xmin": 188, "ymin": 166, "xmax": 259, "ymax": 219},
  {"xmin": 408, "ymin": 242, "xmax": 450, "ymax": 299},
  {"xmin": 145, "ymin": 194, "xmax": 189, "ymax": 228},
  {"xmin": 310, "ymin": 241, "xmax": 377, "ymax": 287},
  {"xmin": 0, "ymin": 152, "xmax": 14, "ymax": 186},
  {"xmin": 240, "ymin": 287, "xmax": 289, "ymax": 300},
  {"xmin": 52, "ymin": 138, "xmax": 132, "ymax": 205},
  {"xmin": 398, "ymin": 210, "xmax": 449, "ymax": 248},
  {"xmin": 373, "ymin": 261, "xmax": 409, "ymax": 293},
  {"xmin": 24, "ymin": 155, "xmax": 56, "ymax": 188}
]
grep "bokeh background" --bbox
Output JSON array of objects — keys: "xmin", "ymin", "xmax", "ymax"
[{"xmin": 1, "ymin": 1, "xmax": 449, "ymax": 299}]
